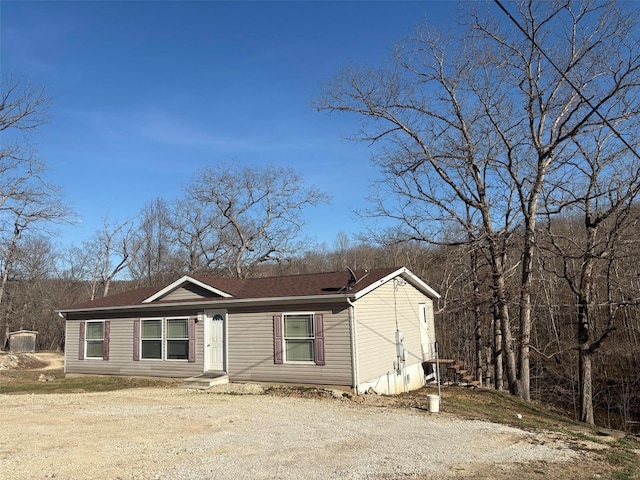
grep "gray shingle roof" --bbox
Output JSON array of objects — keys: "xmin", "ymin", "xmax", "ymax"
[{"xmin": 61, "ymin": 267, "xmax": 402, "ymax": 311}]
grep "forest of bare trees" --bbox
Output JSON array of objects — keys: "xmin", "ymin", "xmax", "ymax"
[
  {"xmin": 316, "ymin": 0, "xmax": 640, "ymax": 425},
  {"xmin": 7, "ymin": 226, "xmax": 639, "ymax": 431},
  {"xmin": 2, "ymin": 1, "xmax": 640, "ymax": 431}
]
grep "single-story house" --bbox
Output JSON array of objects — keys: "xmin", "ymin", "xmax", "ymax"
[{"xmin": 57, "ymin": 267, "xmax": 440, "ymax": 394}]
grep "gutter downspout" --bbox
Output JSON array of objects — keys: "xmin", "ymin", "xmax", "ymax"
[
  {"xmin": 58, "ymin": 312, "xmax": 67, "ymax": 374},
  {"xmin": 347, "ymin": 297, "xmax": 360, "ymax": 394}
]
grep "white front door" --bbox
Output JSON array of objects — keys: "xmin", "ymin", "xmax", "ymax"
[
  {"xmin": 418, "ymin": 302, "xmax": 433, "ymax": 361},
  {"xmin": 205, "ymin": 309, "xmax": 225, "ymax": 372}
]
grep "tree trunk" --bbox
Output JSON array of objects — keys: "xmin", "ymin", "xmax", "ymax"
[
  {"xmin": 576, "ymin": 293, "xmax": 596, "ymax": 424},
  {"xmin": 493, "ymin": 304, "xmax": 503, "ymax": 391},
  {"xmin": 471, "ymin": 246, "xmax": 483, "ymax": 385},
  {"xmin": 577, "ymin": 226, "xmax": 597, "ymax": 424},
  {"xmin": 493, "ymin": 258, "xmax": 518, "ymax": 395},
  {"xmin": 485, "ymin": 342, "xmax": 493, "ymax": 388},
  {"xmin": 0, "ymin": 223, "xmax": 21, "ymax": 349},
  {"xmin": 517, "ymin": 152, "xmax": 546, "ymax": 403},
  {"xmin": 519, "ymin": 244, "xmax": 534, "ymax": 402},
  {"xmin": 475, "ymin": 308, "xmax": 483, "ymax": 386},
  {"xmin": 578, "ymin": 321, "xmax": 595, "ymax": 424}
]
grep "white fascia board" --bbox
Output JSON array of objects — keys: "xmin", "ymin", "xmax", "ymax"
[
  {"xmin": 142, "ymin": 275, "xmax": 233, "ymax": 303},
  {"xmin": 59, "ymin": 293, "xmax": 355, "ymax": 315},
  {"xmin": 353, "ymin": 267, "xmax": 441, "ymax": 300}
]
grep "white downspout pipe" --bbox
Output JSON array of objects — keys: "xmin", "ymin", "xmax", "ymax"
[
  {"xmin": 58, "ymin": 312, "xmax": 67, "ymax": 374},
  {"xmin": 347, "ymin": 297, "xmax": 361, "ymax": 394}
]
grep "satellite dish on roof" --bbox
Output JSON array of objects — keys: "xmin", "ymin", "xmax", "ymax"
[
  {"xmin": 346, "ymin": 266, "xmax": 358, "ymax": 290},
  {"xmin": 344, "ymin": 266, "xmax": 369, "ymax": 291}
]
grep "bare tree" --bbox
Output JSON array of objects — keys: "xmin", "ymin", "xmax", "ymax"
[
  {"xmin": 187, "ymin": 162, "xmax": 329, "ymax": 278},
  {"xmin": 76, "ymin": 217, "xmax": 136, "ymax": 300},
  {"xmin": 166, "ymin": 197, "xmax": 229, "ymax": 275},
  {"xmin": 129, "ymin": 198, "xmax": 180, "ymax": 285},
  {"xmin": 0, "ymin": 75, "xmax": 48, "ymax": 133},
  {"xmin": 315, "ymin": 0, "xmax": 640, "ymax": 401},
  {"xmin": 0, "ymin": 192, "xmax": 72, "ymax": 336},
  {"xmin": 5, "ymin": 234, "xmax": 64, "ymax": 349},
  {"xmin": 540, "ymin": 125, "xmax": 640, "ymax": 423},
  {"xmin": 0, "ymin": 76, "xmax": 73, "ymax": 347}
]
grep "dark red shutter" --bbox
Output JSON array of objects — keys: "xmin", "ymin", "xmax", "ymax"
[
  {"xmin": 188, "ymin": 316, "xmax": 196, "ymax": 363},
  {"xmin": 314, "ymin": 314, "xmax": 325, "ymax": 366},
  {"xmin": 273, "ymin": 315, "xmax": 283, "ymax": 364},
  {"xmin": 133, "ymin": 319, "xmax": 140, "ymax": 361},
  {"xmin": 78, "ymin": 321, "xmax": 85, "ymax": 360},
  {"xmin": 103, "ymin": 321, "xmax": 110, "ymax": 361}
]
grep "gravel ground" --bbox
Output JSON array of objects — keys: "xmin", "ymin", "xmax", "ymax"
[{"xmin": 0, "ymin": 387, "xmax": 578, "ymax": 480}]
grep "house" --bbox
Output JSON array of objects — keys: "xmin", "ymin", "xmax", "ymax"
[{"xmin": 57, "ymin": 267, "xmax": 440, "ymax": 394}]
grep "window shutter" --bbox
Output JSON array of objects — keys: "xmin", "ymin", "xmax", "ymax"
[
  {"xmin": 103, "ymin": 321, "xmax": 111, "ymax": 361},
  {"xmin": 78, "ymin": 321, "xmax": 85, "ymax": 360},
  {"xmin": 314, "ymin": 314, "xmax": 325, "ymax": 366},
  {"xmin": 133, "ymin": 319, "xmax": 140, "ymax": 361},
  {"xmin": 273, "ymin": 315, "xmax": 283, "ymax": 364},
  {"xmin": 188, "ymin": 316, "xmax": 196, "ymax": 363}
]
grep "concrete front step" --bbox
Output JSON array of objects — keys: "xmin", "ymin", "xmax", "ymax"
[{"xmin": 181, "ymin": 373, "xmax": 229, "ymax": 389}]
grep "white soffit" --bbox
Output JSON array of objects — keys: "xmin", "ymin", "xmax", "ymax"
[
  {"xmin": 354, "ymin": 267, "xmax": 441, "ymax": 300},
  {"xmin": 142, "ymin": 276, "xmax": 234, "ymax": 303}
]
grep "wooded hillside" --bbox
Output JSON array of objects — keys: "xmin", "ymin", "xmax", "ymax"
[{"xmin": 3, "ymin": 232, "xmax": 639, "ymax": 432}]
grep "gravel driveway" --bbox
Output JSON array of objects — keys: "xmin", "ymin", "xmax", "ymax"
[{"xmin": 1, "ymin": 387, "xmax": 576, "ymax": 479}]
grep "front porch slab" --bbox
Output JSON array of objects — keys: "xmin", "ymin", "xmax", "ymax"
[{"xmin": 181, "ymin": 372, "xmax": 229, "ymax": 389}]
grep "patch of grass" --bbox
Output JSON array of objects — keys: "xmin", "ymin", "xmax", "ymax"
[
  {"xmin": 0, "ymin": 369, "xmax": 178, "ymax": 394},
  {"xmin": 602, "ymin": 438, "xmax": 640, "ymax": 475},
  {"xmin": 610, "ymin": 469, "xmax": 640, "ymax": 480},
  {"xmin": 404, "ymin": 386, "xmax": 640, "ymax": 479},
  {"xmin": 410, "ymin": 386, "xmax": 582, "ymax": 433}
]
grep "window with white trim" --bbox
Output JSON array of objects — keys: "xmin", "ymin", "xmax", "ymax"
[
  {"xmin": 85, "ymin": 321, "xmax": 105, "ymax": 359},
  {"xmin": 139, "ymin": 317, "xmax": 191, "ymax": 361},
  {"xmin": 141, "ymin": 319, "xmax": 162, "ymax": 359},
  {"xmin": 283, "ymin": 313, "xmax": 315, "ymax": 362},
  {"xmin": 166, "ymin": 318, "xmax": 189, "ymax": 360}
]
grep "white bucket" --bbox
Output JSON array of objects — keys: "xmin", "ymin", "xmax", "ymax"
[{"xmin": 427, "ymin": 394, "xmax": 440, "ymax": 413}]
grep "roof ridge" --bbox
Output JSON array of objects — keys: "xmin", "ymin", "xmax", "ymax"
[{"xmin": 194, "ymin": 266, "xmax": 398, "ymax": 282}]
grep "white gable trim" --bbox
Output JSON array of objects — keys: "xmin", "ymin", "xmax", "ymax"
[
  {"xmin": 353, "ymin": 267, "xmax": 441, "ymax": 300},
  {"xmin": 142, "ymin": 276, "xmax": 233, "ymax": 303}
]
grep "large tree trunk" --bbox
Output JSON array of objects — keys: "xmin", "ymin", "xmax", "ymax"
[
  {"xmin": 577, "ymin": 227, "xmax": 597, "ymax": 424},
  {"xmin": 491, "ymin": 248, "xmax": 518, "ymax": 395},
  {"xmin": 519, "ymin": 241, "xmax": 534, "ymax": 402},
  {"xmin": 578, "ymin": 296, "xmax": 595, "ymax": 424}
]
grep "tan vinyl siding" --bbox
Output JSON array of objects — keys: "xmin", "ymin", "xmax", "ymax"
[
  {"xmin": 65, "ymin": 317, "xmax": 204, "ymax": 378},
  {"xmin": 227, "ymin": 303, "xmax": 353, "ymax": 386},
  {"xmin": 355, "ymin": 280, "xmax": 433, "ymax": 383}
]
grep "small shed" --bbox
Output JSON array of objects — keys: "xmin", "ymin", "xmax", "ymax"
[{"xmin": 8, "ymin": 330, "xmax": 38, "ymax": 353}]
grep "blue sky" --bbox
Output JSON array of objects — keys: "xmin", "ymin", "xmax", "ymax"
[{"xmin": 1, "ymin": 1, "xmax": 455, "ymax": 249}]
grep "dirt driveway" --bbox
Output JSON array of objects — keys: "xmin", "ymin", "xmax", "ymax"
[{"xmin": 0, "ymin": 386, "xmax": 581, "ymax": 480}]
